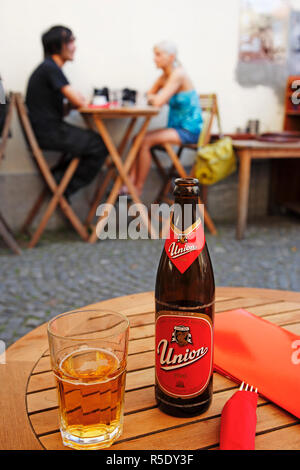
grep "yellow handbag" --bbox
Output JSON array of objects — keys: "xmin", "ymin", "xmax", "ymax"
[
  {"xmin": 195, "ymin": 136, "xmax": 237, "ymax": 185},
  {"xmin": 194, "ymin": 96, "xmax": 237, "ymax": 185}
]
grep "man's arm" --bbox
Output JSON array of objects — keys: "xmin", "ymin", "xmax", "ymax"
[{"xmin": 61, "ymin": 85, "xmax": 89, "ymax": 109}]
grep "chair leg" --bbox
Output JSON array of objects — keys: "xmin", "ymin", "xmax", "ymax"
[
  {"xmin": 163, "ymin": 143, "xmax": 188, "ymax": 179},
  {"xmin": 189, "ymin": 164, "xmax": 216, "ymax": 234},
  {"xmin": 58, "ymin": 195, "xmax": 89, "ymax": 241},
  {"xmin": 151, "ymin": 149, "xmax": 169, "ymax": 180},
  {"xmin": 84, "ymin": 167, "xmax": 116, "ymax": 226},
  {"xmin": 56, "ymin": 160, "xmax": 90, "ymax": 241},
  {"xmin": 151, "ymin": 147, "xmax": 177, "ymax": 204},
  {"xmin": 21, "ymin": 187, "xmax": 48, "ymax": 234},
  {"xmin": 152, "ymin": 145, "xmax": 186, "ymax": 204},
  {"xmin": 28, "ymin": 158, "xmax": 87, "ymax": 248},
  {"xmin": 0, "ymin": 215, "xmax": 22, "ymax": 255},
  {"xmin": 157, "ymin": 173, "xmax": 174, "ymax": 204},
  {"xmin": 201, "ymin": 185, "xmax": 208, "ymax": 206},
  {"xmin": 28, "ymin": 193, "xmax": 62, "ymax": 248}
]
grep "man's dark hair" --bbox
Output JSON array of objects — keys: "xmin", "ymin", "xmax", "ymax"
[{"xmin": 42, "ymin": 26, "xmax": 74, "ymax": 57}]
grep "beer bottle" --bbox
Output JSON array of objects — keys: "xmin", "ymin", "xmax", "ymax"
[{"xmin": 155, "ymin": 178, "xmax": 215, "ymax": 417}]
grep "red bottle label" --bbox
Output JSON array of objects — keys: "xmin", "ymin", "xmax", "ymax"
[
  {"xmin": 164, "ymin": 219, "xmax": 205, "ymax": 274},
  {"xmin": 155, "ymin": 314, "xmax": 213, "ymax": 398}
]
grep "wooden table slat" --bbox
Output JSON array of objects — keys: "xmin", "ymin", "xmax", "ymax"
[
  {"xmin": 26, "ymin": 372, "xmax": 237, "ymax": 416},
  {"xmin": 112, "ymin": 404, "xmax": 298, "ymax": 451},
  {"xmin": 37, "ymin": 402, "xmax": 298, "ymax": 451},
  {"xmin": 248, "ymin": 302, "xmax": 300, "ymax": 316},
  {"xmin": 215, "ymin": 297, "xmax": 274, "ymax": 313},
  {"xmin": 29, "ymin": 387, "xmax": 269, "ymax": 438},
  {"xmin": 282, "ymin": 323, "xmax": 300, "ymax": 335},
  {"xmin": 255, "ymin": 424, "xmax": 300, "ymax": 450},
  {"xmin": 260, "ymin": 310, "xmax": 300, "ymax": 326}
]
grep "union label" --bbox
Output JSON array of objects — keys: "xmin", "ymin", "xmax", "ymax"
[
  {"xmin": 155, "ymin": 314, "xmax": 213, "ymax": 398},
  {"xmin": 164, "ymin": 219, "xmax": 205, "ymax": 274}
]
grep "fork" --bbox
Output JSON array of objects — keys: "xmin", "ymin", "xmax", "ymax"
[
  {"xmin": 240, "ymin": 381, "xmax": 258, "ymax": 393},
  {"xmin": 219, "ymin": 382, "xmax": 258, "ymax": 450}
]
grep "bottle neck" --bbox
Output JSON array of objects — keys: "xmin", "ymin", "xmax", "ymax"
[{"xmin": 172, "ymin": 196, "xmax": 202, "ymax": 232}]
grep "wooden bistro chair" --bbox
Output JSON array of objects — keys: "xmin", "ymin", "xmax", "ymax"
[
  {"xmin": 0, "ymin": 93, "xmax": 22, "ymax": 255},
  {"xmin": 151, "ymin": 94, "xmax": 220, "ymax": 235},
  {"xmin": 14, "ymin": 93, "xmax": 89, "ymax": 248}
]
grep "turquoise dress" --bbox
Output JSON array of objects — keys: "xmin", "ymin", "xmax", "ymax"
[{"xmin": 167, "ymin": 90, "xmax": 203, "ymax": 143}]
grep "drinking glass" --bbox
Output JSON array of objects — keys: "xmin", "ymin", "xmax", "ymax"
[
  {"xmin": 109, "ymin": 89, "xmax": 122, "ymax": 107},
  {"xmin": 48, "ymin": 309, "xmax": 129, "ymax": 450}
]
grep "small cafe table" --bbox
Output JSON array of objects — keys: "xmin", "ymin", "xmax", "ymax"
[
  {"xmin": 233, "ymin": 139, "xmax": 300, "ymax": 241},
  {"xmin": 1, "ymin": 287, "xmax": 300, "ymax": 450},
  {"xmin": 79, "ymin": 106, "xmax": 159, "ymax": 243}
]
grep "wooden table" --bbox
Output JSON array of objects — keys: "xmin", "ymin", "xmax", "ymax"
[
  {"xmin": 233, "ymin": 140, "xmax": 300, "ymax": 240},
  {"xmin": 80, "ymin": 106, "xmax": 159, "ymax": 242},
  {"xmin": 1, "ymin": 287, "xmax": 300, "ymax": 450}
]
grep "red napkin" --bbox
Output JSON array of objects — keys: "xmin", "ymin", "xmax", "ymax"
[
  {"xmin": 214, "ymin": 309, "xmax": 300, "ymax": 419},
  {"xmin": 87, "ymin": 102, "xmax": 119, "ymax": 109},
  {"xmin": 219, "ymin": 390, "xmax": 258, "ymax": 450},
  {"xmin": 88, "ymin": 103, "xmax": 111, "ymax": 109}
]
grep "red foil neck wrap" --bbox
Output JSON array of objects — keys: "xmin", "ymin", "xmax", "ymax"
[{"xmin": 164, "ymin": 219, "xmax": 205, "ymax": 274}]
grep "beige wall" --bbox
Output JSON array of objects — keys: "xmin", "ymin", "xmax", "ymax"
[{"xmin": 0, "ymin": 0, "xmax": 298, "ymax": 175}]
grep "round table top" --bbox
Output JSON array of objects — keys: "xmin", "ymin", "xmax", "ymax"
[{"xmin": 2, "ymin": 287, "xmax": 300, "ymax": 450}]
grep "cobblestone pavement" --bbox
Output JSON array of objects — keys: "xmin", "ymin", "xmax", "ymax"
[{"xmin": 0, "ymin": 216, "xmax": 299, "ymax": 346}]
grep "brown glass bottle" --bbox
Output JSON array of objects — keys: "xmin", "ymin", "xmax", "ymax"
[{"xmin": 155, "ymin": 178, "xmax": 215, "ymax": 417}]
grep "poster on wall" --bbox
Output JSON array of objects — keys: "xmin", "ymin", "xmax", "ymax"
[
  {"xmin": 239, "ymin": 0, "xmax": 290, "ymax": 64},
  {"xmin": 288, "ymin": 10, "xmax": 300, "ymax": 75},
  {"xmin": 236, "ymin": 0, "xmax": 291, "ymax": 94}
]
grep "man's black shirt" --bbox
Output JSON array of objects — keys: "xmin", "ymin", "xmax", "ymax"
[
  {"xmin": 25, "ymin": 57, "xmax": 69, "ymax": 131},
  {"xmin": 24, "ymin": 56, "xmax": 108, "ymax": 197}
]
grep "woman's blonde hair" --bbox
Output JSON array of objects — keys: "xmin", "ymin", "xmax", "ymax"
[{"xmin": 154, "ymin": 40, "xmax": 180, "ymax": 66}]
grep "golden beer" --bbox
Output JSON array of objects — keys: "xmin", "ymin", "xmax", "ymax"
[{"xmin": 54, "ymin": 347, "xmax": 126, "ymax": 450}]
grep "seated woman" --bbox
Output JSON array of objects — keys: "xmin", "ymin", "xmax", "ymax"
[{"xmin": 130, "ymin": 41, "xmax": 203, "ymax": 196}]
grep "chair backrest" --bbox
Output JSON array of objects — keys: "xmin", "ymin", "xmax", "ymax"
[
  {"xmin": 14, "ymin": 92, "xmax": 41, "ymax": 155},
  {"xmin": 0, "ymin": 92, "xmax": 15, "ymax": 165},
  {"xmin": 198, "ymin": 94, "xmax": 221, "ymax": 147},
  {"xmin": 14, "ymin": 92, "xmax": 57, "ymax": 188}
]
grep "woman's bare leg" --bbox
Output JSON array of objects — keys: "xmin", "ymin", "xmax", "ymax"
[
  {"xmin": 132, "ymin": 128, "xmax": 182, "ymax": 196},
  {"xmin": 129, "ymin": 130, "xmax": 161, "ymax": 187}
]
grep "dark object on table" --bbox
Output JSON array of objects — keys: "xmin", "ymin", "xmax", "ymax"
[
  {"xmin": 246, "ymin": 119, "xmax": 260, "ymax": 135},
  {"xmin": 122, "ymin": 88, "xmax": 136, "ymax": 106},
  {"xmin": 256, "ymin": 131, "xmax": 300, "ymax": 143},
  {"xmin": 93, "ymin": 87, "xmax": 109, "ymax": 103}
]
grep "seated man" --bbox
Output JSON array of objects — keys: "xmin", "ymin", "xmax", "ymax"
[{"xmin": 26, "ymin": 25, "xmax": 108, "ymax": 199}]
